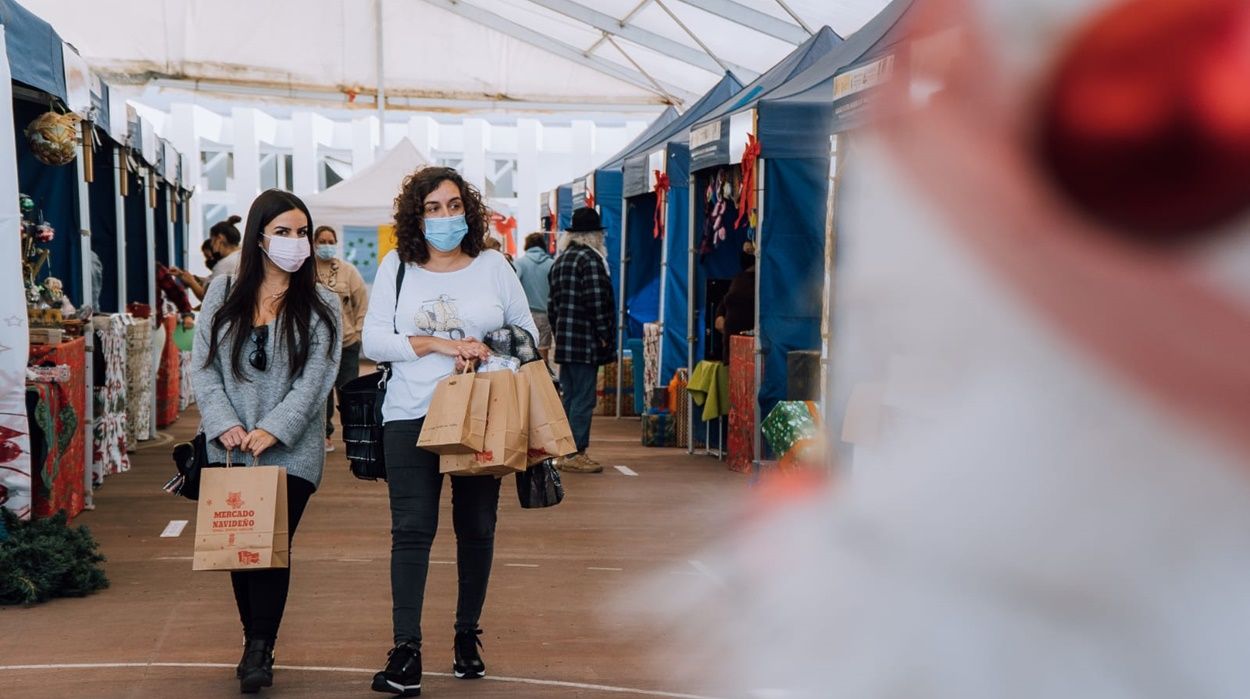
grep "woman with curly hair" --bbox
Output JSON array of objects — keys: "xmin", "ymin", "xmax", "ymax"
[{"xmin": 363, "ymin": 167, "xmax": 537, "ymax": 697}]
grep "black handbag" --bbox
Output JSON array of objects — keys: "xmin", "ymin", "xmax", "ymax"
[
  {"xmin": 164, "ymin": 431, "xmax": 219, "ymax": 500},
  {"xmin": 339, "ymin": 262, "xmax": 406, "ymax": 481},
  {"xmin": 515, "ymin": 459, "xmax": 565, "ymax": 508}
]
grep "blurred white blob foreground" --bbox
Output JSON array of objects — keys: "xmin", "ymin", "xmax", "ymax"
[{"xmin": 627, "ymin": 1, "xmax": 1250, "ymax": 697}]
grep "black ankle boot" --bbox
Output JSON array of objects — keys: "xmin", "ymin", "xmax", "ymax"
[
  {"xmin": 239, "ymin": 637, "xmax": 275, "ymax": 694},
  {"xmin": 453, "ymin": 628, "xmax": 485, "ymax": 679},
  {"xmin": 236, "ymin": 637, "xmax": 248, "ymax": 679}
]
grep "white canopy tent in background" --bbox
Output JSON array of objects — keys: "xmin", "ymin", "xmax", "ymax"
[
  {"xmin": 19, "ymin": 0, "xmax": 887, "ymax": 114},
  {"xmin": 304, "ymin": 137, "xmax": 430, "ymax": 231}
]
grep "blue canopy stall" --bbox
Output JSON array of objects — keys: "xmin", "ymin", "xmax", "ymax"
[
  {"xmin": 680, "ymin": 26, "xmax": 843, "ymax": 457},
  {"xmin": 740, "ymin": 0, "xmax": 913, "ymax": 465},
  {"xmin": 615, "ymin": 73, "xmax": 744, "ymax": 405},
  {"xmin": 555, "ymin": 184, "xmax": 573, "ymax": 232}
]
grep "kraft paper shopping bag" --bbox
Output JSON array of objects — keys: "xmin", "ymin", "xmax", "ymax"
[
  {"xmin": 193, "ymin": 459, "xmax": 288, "ymax": 571},
  {"xmin": 519, "ymin": 362, "xmax": 577, "ymax": 466},
  {"xmin": 440, "ymin": 369, "xmax": 529, "ymax": 477},
  {"xmin": 418, "ymin": 367, "xmax": 490, "ymax": 454}
]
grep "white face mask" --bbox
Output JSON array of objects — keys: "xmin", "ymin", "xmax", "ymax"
[{"xmin": 262, "ymin": 234, "xmax": 311, "ymax": 273}]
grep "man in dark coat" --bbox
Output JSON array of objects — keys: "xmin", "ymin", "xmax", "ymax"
[{"xmin": 548, "ymin": 207, "xmax": 617, "ymax": 473}]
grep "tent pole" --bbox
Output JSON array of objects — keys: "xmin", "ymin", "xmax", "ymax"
[
  {"xmin": 145, "ymin": 169, "xmax": 158, "ymax": 440},
  {"xmin": 753, "ymin": 157, "xmax": 765, "ymax": 474},
  {"xmin": 822, "ymin": 134, "xmax": 843, "ymax": 456},
  {"xmin": 76, "ymin": 124, "xmax": 95, "ymax": 506},
  {"xmin": 616, "ymin": 199, "xmax": 629, "ymax": 419},
  {"xmin": 375, "ymin": 0, "xmax": 386, "ymax": 153},
  {"xmin": 686, "ymin": 171, "xmax": 696, "ymax": 455},
  {"xmin": 114, "ymin": 149, "xmax": 126, "ymax": 310}
]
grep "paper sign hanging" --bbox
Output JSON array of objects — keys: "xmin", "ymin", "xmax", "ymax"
[{"xmin": 690, "ymin": 120, "xmax": 722, "ymax": 151}]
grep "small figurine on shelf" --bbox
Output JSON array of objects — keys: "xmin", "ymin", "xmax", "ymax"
[{"xmin": 19, "ymin": 192, "xmax": 54, "ymax": 307}]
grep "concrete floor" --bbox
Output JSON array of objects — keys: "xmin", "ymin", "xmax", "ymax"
[{"xmin": 0, "ymin": 408, "xmax": 747, "ymax": 698}]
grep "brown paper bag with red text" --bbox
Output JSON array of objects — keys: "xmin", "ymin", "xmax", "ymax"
[
  {"xmin": 193, "ymin": 464, "xmax": 288, "ymax": 571},
  {"xmin": 440, "ymin": 370, "xmax": 529, "ymax": 476},
  {"xmin": 520, "ymin": 362, "xmax": 577, "ymax": 465},
  {"xmin": 418, "ymin": 368, "xmax": 490, "ymax": 454}
]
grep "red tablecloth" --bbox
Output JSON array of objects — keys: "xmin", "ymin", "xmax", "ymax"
[
  {"xmin": 727, "ymin": 335, "xmax": 757, "ymax": 474},
  {"xmin": 157, "ymin": 316, "xmax": 180, "ymax": 428},
  {"xmin": 28, "ymin": 337, "xmax": 87, "ymax": 520}
]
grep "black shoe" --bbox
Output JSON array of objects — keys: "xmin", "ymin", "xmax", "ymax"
[
  {"xmin": 372, "ymin": 641, "xmax": 422, "ymax": 696},
  {"xmin": 239, "ymin": 638, "xmax": 274, "ymax": 694},
  {"xmin": 453, "ymin": 629, "xmax": 485, "ymax": 679},
  {"xmin": 236, "ymin": 637, "xmax": 247, "ymax": 679}
]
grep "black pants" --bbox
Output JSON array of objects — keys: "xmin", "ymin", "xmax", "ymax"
[
  {"xmin": 326, "ymin": 342, "xmax": 362, "ymax": 437},
  {"xmin": 230, "ymin": 474, "xmax": 317, "ymax": 641},
  {"xmin": 383, "ymin": 418, "xmax": 501, "ymax": 645}
]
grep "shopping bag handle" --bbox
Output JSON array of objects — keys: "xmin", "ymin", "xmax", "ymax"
[{"xmin": 223, "ymin": 451, "xmax": 261, "ymax": 468}]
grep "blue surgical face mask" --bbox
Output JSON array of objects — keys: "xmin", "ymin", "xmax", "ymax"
[
  {"xmin": 425, "ymin": 215, "xmax": 469, "ymax": 252},
  {"xmin": 315, "ymin": 244, "xmax": 337, "ymax": 261}
]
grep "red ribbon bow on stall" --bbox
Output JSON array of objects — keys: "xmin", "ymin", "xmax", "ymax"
[
  {"xmin": 653, "ymin": 170, "xmax": 670, "ymax": 239},
  {"xmin": 736, "ymin": 133, "xmax": 761, "ymax": 229}
]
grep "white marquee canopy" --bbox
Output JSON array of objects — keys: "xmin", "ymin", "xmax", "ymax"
[{"xmin": 19, "ymin": 0, "xmax": 887, "ymax": 113}]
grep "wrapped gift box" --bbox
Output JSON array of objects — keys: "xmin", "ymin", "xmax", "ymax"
[
  {"xmin": 727, "ymin": 335, "xmax": 757, "ymax": 474},
  {"xmin": 596, "ymin": 357, "xmax": 637, "ymax": 416},
  {"xmin": 763, "ymin": 401, "xmax": 824, "ymax": 470},
  {"xmin": 641, "ymin": 412, "xmax": 678, "ymax": 448}
]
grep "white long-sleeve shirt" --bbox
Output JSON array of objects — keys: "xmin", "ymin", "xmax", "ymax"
[{"xmin": 363, "ymin": 249, "xmax": 538, "ymax": 423}]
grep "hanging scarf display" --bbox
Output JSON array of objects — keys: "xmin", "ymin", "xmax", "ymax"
[
  {"xmin": 124, "ymin": 318, "xmax": 153, "ymax": 445},
  {"xmin": 702, "ymin": 168, "xmax": 741, "ymax": 256},
  {"xmin": 653, "ymin": 170, "xmax": 670, "ymax": 239},
  {"xmin": 736, "ymin": 133, "xmax": 762, "ymax": 230},
  {"xmin": 92, "ymin": 315, "xmax": 130, "ymax": 486}
]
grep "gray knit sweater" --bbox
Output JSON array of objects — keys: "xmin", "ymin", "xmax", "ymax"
[{"xmin": 190, "ymin": 276, "xmax": 342, "ymax": 488}]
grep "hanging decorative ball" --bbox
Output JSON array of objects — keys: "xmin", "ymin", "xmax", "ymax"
[
  {"xmin": 25, "ymin": 111, "xmax": 80, "ymax": 167},
  {"xmin": 1038, "ymin": 0, "xmax": 1250, "ymax": 241},
  {"xmin": 35, "ymin": 222, "xmax": 54, "ymax": 243},
  {"xmin": 18, "ymin": 193, "xmax": 35, "ymax": 215}
]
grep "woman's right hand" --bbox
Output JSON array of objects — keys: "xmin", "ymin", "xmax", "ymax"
[{"xmin": 217, "ymin": 425, "xmax": 248, "ymax": 450}]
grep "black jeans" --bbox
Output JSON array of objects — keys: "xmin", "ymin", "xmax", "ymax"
[
  {"xmin": 383, "ymin": 418, "xmax": 501, "ymax": 645},
  {"xmin": 230, "ymin": 474, "xmax": 317, "ymax": 642},
  {"xmin": 326, "ymin": 342, "xmax": 362, "ymax": 437},
  {"xmin": 559, "ymin": 362, "xmax": 598, "ymax": 453}
]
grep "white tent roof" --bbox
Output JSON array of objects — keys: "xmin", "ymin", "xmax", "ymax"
[
  {"xmin": 18, "ymin": 0, "xmax": 888, "ymax": 113},
  {"xmin": 305, "ymin": 137, "xmax": 429, "ymax": 229}
]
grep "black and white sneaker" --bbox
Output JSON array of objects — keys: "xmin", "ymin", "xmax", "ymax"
[
  {"xmin": 372, "ymin": 641, "xmax": 422, "ymax": 697},
  {"xmin": 453, "ymin": 629, "xmax": 486, "ymax": 679}
]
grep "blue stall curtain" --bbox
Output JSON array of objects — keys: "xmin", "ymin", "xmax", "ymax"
[
  {"xmin": 556, "ymin": 184, "xmax": 573, "ymax": 231},
  {"xmin": 660, "ymin": 143, "xmax": 690, "ymax": 387},
  {"xmin": 624, "ymin": 193, "xmax": 662, "ymax": 339},
  {"xmin": 758, "ymin": 158, "xmax": 826, "ymax": 419},
  {"xmin": 124, "ymin": 171, "xmax": 148, "ymax": 305},
  {"xmin": 14, "ymin": 98, "xmax": 82, "ymax": 306},
  {"xmin": 89, "ymin": 138, "xmax": 119, "ymax": 313},
  {"xmin": 154, "ymin": 182, "xmax": 169, "ymax": 265},
  {"xmin": 596, "ymin": 169, "xmax": 624, "ymax": 310}
]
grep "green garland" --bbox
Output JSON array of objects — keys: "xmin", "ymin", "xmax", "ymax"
[{"xmin": 0, "ymin": 509, "xmax": 109, "ymax": 606}]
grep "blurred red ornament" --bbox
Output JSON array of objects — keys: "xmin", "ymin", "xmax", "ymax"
[{"xmin": 1038, "ymin": 0, "xmax": 1250, "ymax": 240}]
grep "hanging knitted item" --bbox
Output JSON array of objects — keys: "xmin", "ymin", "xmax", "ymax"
[
  {"xmin": 736, "ymin": 133, "xmax": 761, "ymax": 230},
  {"xmin": 25, "ymin": 112, "xmax": 80, "ymax": 167},
  {"xmin": 653, "ymin": 170, "xmax": 670, "ymax": 239}
]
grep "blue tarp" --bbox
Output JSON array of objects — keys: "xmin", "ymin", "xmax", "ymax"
[
  {"xmin": 621, "ymin": 73, "xmax": 744, "ymax": 197},
  {"xmin": 14, "ymin": 97, "xmax": 81, "ymax": 305},
  {"xmin": 0, "ymin": 0, "xmax": 67, "ymax": 102},
  {"xmin": 89, "ymin": 137, "xmax": 119, "ymax": 312},
  {"xmin": 689, "ymin": 27, "xmax": 843, "ymax": 171},
  {"xmin": 596, "ymin": 168, "xmax": 624, "ymax": 305},
  {"xmin": 556, "ymin": 185, "xmax": 573, "ymax": 231},
  {"xmin": 624, "ymin": 194, "xmax": 660, "ymax": 339}
]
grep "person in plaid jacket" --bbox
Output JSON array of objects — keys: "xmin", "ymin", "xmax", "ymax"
[{"xmin": 548, "ymin": 207, "xmax": 617, "ymax": 473}]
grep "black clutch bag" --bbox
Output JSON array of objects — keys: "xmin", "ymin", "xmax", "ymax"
[{"xmin": 515, "ymin": 459, "xmax": 564, "ymax": 508}]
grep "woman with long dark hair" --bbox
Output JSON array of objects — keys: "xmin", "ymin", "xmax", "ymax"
[
  {"xmin": 363, "ymin": 167, "xmax": 537, "ymax": 697},
  {"xmin": 191, "ymin": 189, "xmax": 341, "ymax": 694}
]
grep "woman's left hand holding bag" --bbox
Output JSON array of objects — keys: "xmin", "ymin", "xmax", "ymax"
[{"xmin": 242, "ymin": 428, "xmax": 278, "ymax": 457}]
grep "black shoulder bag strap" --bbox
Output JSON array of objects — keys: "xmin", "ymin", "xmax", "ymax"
[{"xmin": 375, "ymin": 261, "xmax": 406, "ymax": 414}]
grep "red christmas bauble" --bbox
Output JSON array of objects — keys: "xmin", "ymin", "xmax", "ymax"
[{"xmin": 1038, "ymin": 0, "xmax": 1250, "ymax": 240}]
